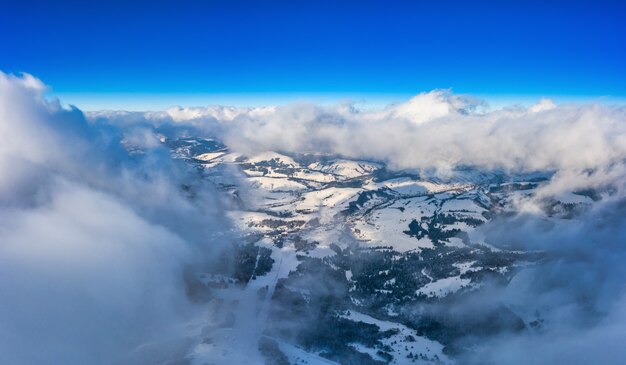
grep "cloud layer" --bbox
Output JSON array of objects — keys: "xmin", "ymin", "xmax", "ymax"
[
  {"xmin": 0, "ymin": 72, "xmax": 230, "ymax": 364},
  {"xmin": 90, "ymin": 86, "xmax": 626, "ymax": 364},
  {"xmin": 2, "ymin": 71, "xmax": 626, "ymax": 364},
  {"xmin": 94, "ymin": 90, "xmax": 626, "ymax": 198}
]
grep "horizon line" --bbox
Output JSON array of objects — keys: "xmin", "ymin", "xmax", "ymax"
[{"xmin": 51, "ymin": 91, "xmax": 626, "ymax": 112}]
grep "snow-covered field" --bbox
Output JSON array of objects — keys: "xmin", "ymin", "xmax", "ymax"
[
  {"xmin": 161, "ymin": 140, "xmax": 587, "ymax": 364},
  {"xmin": 341, "ymin": 311, "xmax": 452, "ymax": 364}
]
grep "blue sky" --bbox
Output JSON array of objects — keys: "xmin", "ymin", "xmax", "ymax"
[{"xmin": 2, "ymin": 0, "xmax": 625, "ymax": 109}]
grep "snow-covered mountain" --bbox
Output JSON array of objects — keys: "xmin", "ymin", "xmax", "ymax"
[{"xmin": 154, "ymin": 136, "xmax": 598, "ymax": 365}]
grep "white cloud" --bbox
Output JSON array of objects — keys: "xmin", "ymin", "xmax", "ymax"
[
  {"xmin": 0, "ymin": 71, "xmax": 229, "ymax": 364},
  {"xmin": 529, "ymin": 97, "xmax": 557, "ymax": 113},
  {"xmin": 89, "ymin": 85, "xmax": 626, "ymax": 365},
  {"xmin": 101, "ymin": 89, "xmax": 626, "ymax": 198},
  {"xmin": 4, "ymin": 70, "xmax": 626, "ymax": 364},
  {"xmin": 384, "ymin": 90, "xmax": 467, "ymax": 123}
]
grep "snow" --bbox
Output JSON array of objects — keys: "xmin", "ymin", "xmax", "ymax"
[
  {"xmin": 308, "ymin": 159, "xmax": 381, "ymax": 179},
  {"xmin": 367, "ymin": 178, "xmax": 469, "ymax": 196},
  {"xmin": 246, "ymin": 151, "xmax": 299, "ymax": 167},
  {"xmin": 416, "ymin": 275, "xmax": 471, "ymax": 298},
  {"xmin": 228, "ymin": 210, "xmax": 310, "ymax": 234},
  {"xmin": 194, "ymin": 151, "xmax": 226, "ymax": 161},
  {"xmin": 351, "ymin": 196, "xmax": 437, "ymax": 252},
  {"xmin": 296, "ymin": 187, "xmax": 361, "ymax": 223},
  {"xmin": 453, "ymin": 261, "xmax": 477, "ymax": 274},
  {"xmin": 554, "ymin": 191, "xmax": 594, "ymax": 204},
  {"xmin": 441, "ymin": 198, "xmax": 484, "ymax": 213},
  {"xmin": 341, "ymin": 311, "xmax": 453, "ymax": 364},
  {"xmin": 174, "ymin": 148, "xmax": 550, "ymax": 364},
  {"xmin": 248, "ymin": 176, "xmax": 308, "ymax": 192},
  {"xmin": 276, "ymin": 339, "xmax": 340, "ymax": 365},
  {"xmin": 291, "ymin": 169, "xmax": 337, "ymax": 183},
  {"xmin": 188, "ymin": 242, "xmax": 302, "ymax": 365}
]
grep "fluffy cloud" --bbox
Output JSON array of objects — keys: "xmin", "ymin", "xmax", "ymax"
[
  {"xmin": 461, "ymin": 195, "xmax": 626, "ymax": 364},
  {"xmin": 89, "ymin": 86, "xmax": 626, "ymax": 364},
  {"xmin": 4, "ymin": 70, "xmax": 626, "ymax": 365},
  {"xmin": 0, "ymin": 72, "xmax": 229, "ymax": 365},
  {"xmin": 96, "ymin": 89, "xmax": 626, "ymax": 199}
]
